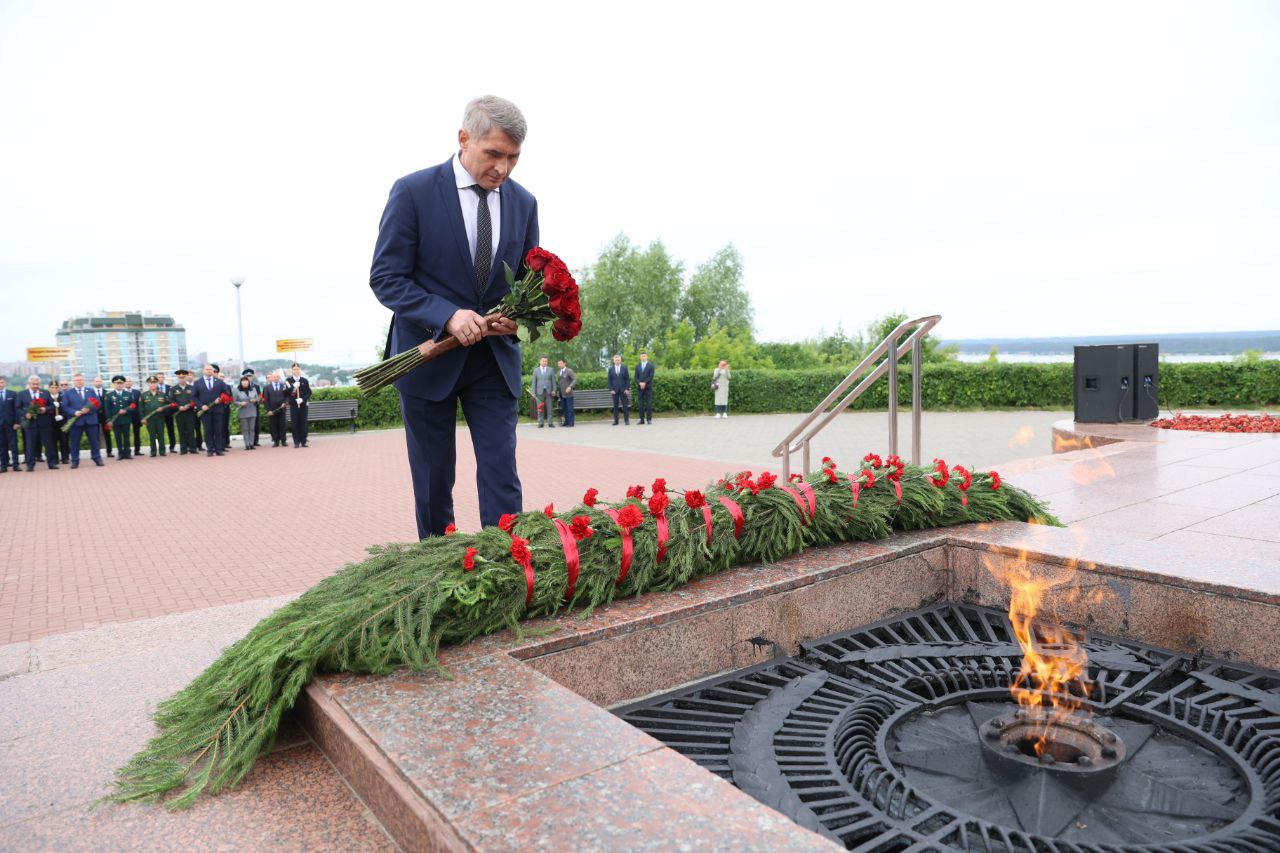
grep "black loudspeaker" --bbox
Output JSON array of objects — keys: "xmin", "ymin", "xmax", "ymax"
[
  {"xmin": 1073, "ymin": 343, "xmax": 1159, "ymax": 423},
  {"xmin": 1074, "ymin": 345, "xmax": 1133, "ymax": 423}
]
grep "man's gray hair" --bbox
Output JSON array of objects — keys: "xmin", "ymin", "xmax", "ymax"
[
  {"xmin": 462, "ymin": 95, "xmax": 527, "ymax": 145},
  {"xmin": 73, "ymin": 372, "xmax": 84, "ymax": 379}
]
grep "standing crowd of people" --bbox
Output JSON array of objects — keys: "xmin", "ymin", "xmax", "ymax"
[
  {"xmin": 0, "ymin": 363, "xmax": 313, "ymax": 471},
  {"xmin": 531, "ymin": 352, "xmax": 734, "ymax": 426}
]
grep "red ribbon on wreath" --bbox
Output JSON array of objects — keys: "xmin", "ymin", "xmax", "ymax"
[
  {"xmin": 796, "ymin": 481, "xmax": 817, "ymax": 517},
  {"xmin": 551, "ymin": 519, "xmax": 580, "ymax": 601},
  {"xmin": 778, "ymin": 485, "xmax": 811, "ymax": 526},
  {"xmin": 717, "ymin": 496, "xmax": 744, "ymax": 539},
  {"xmin": 655, "ymin": 514, "xmax": 669, "ymax": 562},
  {"xmin": 603, "ymin": 508, "xmax": 635, "ymax": 585},
  {"xmin": 847, "ymin": 473, "xmax": 861, "ymax": 511},
  {"xmin": 508, "ymin": 535, "xmax": 535, "ymax": 606}
]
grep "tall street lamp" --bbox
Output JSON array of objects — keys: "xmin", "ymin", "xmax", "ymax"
[{"xmin": 231, "ymin": 275, "xmax": 246, "ymax": 364}]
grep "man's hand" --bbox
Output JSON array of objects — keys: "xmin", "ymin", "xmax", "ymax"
[
  {"xmin": 446, "ymin": 309, "xmax": 488, "ymax": 346},
  {"xmin": 639, "ymin": 382, "xmax": 646, "ymax": 390},
  {"xmin": 486, "ymin": 315, "xmax": 517, "ymax": 336}
]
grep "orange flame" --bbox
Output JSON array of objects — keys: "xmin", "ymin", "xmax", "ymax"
[
  {"xmin": 984, "ymin": 549, "xmax": 1093, "ymax": 756},
  {"xmin": 1007, "ymin": 424, "xmax": 1035, "ymax": 448},
  {"xmin": 1053, "ymin": 433, "xmax": 1117, "ymax": 486}
]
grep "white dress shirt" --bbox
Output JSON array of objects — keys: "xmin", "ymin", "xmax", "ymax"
[{"xmin": 452, "ymin": 154, "xmax": 501, "ymax": 266}]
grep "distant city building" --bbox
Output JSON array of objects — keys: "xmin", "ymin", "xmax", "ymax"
[{"xmin": 56, "ymin": 311, "xmax": 188, "ymax": 381}]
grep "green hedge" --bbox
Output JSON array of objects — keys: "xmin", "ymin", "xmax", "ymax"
[{"xmin": 280, "ymin": 361, "xmax": 1280, "ymax": 431}]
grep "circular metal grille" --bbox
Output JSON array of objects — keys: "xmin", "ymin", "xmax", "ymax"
[{"xmin": 615, "ymin": 603, "xmax": 1280, "ymax": 851}]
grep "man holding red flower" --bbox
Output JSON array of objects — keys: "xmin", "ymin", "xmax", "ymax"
[
  {"xmin": 62, "ymin": 373, "xmax": 104, "ymax": 468},
  {"xmin": 369, "ymin": 95, "xmax": 540, "ymax": 538},
  {"xmin": 105, "ymin": 376, "xmax": 135, "ymax": 460},
  {"xmin": 17, "ymin": 376, "xmax": 59, "ymax": 471}
]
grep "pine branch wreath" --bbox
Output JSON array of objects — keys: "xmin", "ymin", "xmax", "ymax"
[{"xmin": 110, "ymin": 454, "xmax": 1058, "ymax": 808}]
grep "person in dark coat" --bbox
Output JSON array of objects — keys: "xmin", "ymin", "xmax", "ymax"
[
  {"xmin": 0, "ymin": 376, "xmax": 20, "ymax": 472},
  {"xmin": 62, "ymin": 373, "xmax": 104, "ymax": 467},
  {"xmin": 155, "ymin": 371, "xmax": 178, "ymax": 452},
  {"xmin": 286, "ymin": 364, "xmax": 312, "ymax": 448},
  {"xmin": 607, "ymin": 354, "xmax": 630, "ymax": 425},
  {"xmin": 192, "ymin": 363, "xmax": 231, "ymax": 455},
  {"xmin": 634, "ymin": 352, "xmax": 655, "ymax": 425},
  {"xmin": 556, "ymin": 359, "xmax": 576, "ymax": 427},
  {"xmin": 92, "ymin": 375, "xmax": 114, "ymax": 457},
  {"xmin": 104, "ymin": 375, "xmax": 135, "ymax": 459},
  {"xmin": 51, "ymin": 379, "xmax": 72, "ymax": 462},
  {"xmin": 125, "ymin": 378, "xmax": 143, "ymax": 456},
  {"xmin": 18, "ymin": 376, "xmax": 59, "ymax": 470},
  {"xmin": 241, "ymin": 368, "xmax": 263, "ymax": 447},
  {"xmin": 262, "ymin": 370, "xmax": 291, "ymax": 446}
]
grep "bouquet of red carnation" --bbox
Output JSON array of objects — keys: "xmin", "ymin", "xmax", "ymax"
[
  {"xmin": 25, "ymin": 395, "xmax": 46, "ymax": 419},
  {"xmin": 62, "ymin": 396, "xmax": 102, "ymax": 433},
  {"xmin": 355, "ymin": 247, "xmax": 583, "ymax": 395}
]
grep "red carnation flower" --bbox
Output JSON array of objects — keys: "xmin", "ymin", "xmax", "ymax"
[
  {"xmin": 929, "ymin": 458, "xmax": 950, "ymax": 488},
  {"xmin": 684, "ymin": 490, "xmax": 707, "ymax": 509},
  {"xmin": 863, "ymin": 453, "xmax": 883, "ymax": 468},
  {"xmin": 463, "ymin": 547, "xmax": 478, "ymax": 571},
  {"xmin": 444, "ymin": 523, "xmax": 457, "ymax": 535},
  {"xmin": 89, "ymin": 397, "xmax": 100, "ymax": 408},
  {"xmin": 498, "ymin": 513, "xmax": 518, "ymax": 533},
  {"xmin": 509, "ymin": 535, "xmax": 532, "ymax": 567},
  {"xmin": 652, "ymin": 478, "xmax": 667, "ymax": 494},
  {"xmin": 953, "ymin": 465, "xmax": 973, "ymax": 491},
  {"xmin": 543, "ymin": 503, "xmax": 555, "ymax": 518},
  {"xmin": 822, "ymin": 456, "xmax": 833, "ymax": 465},
  {"xmin": 570, "ymin": 515, "xmax": 594, "ymax": 540},
  {"xmin": 757, "ymin": 471, "xmax": 777, "ymax": 490},
  {"xmin": 990, "ymin": 471, "xmax": 1002, "ymax": 491},
  {"xmin": 860, "ymin": 469, "xmax": 877, "ymax": 489},
  {"xmin": 615, "ymin": 504, "xmax": 644, "ymax": 530},
  {"xmin": 129, "ymin": 403, "xmax": 137, "ymax": 410},
  {"xmin": 583, "ymin": 487, "xmax": 599, "ymax": 507},
  {"xmin": 626, "ymin": 484, "xmax": 645, "ymax": 499},
  {"xmin": 525, "ymin": 247, "xmax": 556, "ymax": 273},
  {"xmin": 825, "ymin": 468, "xmax": 839, "ymax": 484},
  {"xmin": 788, "ymin": 473, "xmax": 804, "ymax": 483},
  {"xmin": 647, "ymin": 491, "xmax": 670, "ymax": 517},
  {"xmin": 886, "ymin": 454, "xmax": 905, "ymax": 481}
]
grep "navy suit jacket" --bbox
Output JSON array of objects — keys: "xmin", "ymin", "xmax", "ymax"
[
  {"xmin": 370, "ymin": 157, "xmax": 540, "ymax": 401},
  {"xmin": 62, "ymin": 386, "xmax": 101, "ymax": 426},
  {"xmin": 16, "ymin": 389, "xmax": 54, "ymax": 427},
  {"xmin": 192, "ymin": 377, "xmax": 230, "ymax": 408},
  {"xmin": 0, "ymin": 388, "xmax": 16, "ymax": 427},
  {"xmin": 608, "ymin": 365, "xmax": 630, "ymax": 393},
  {"xmin": 635, "ymin": 361, "xmax": 654, "ymax": 387}
]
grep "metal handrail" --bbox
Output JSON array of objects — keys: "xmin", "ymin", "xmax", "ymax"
[{"xmin": 772, "ymin": 315, "xmax": 941, "ymax": 479}]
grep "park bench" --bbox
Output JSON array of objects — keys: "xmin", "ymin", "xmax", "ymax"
[
  {"xmin": 286, "ymin": 399, "xmax": 359, "ymax": 433},
  {"xmin": 525, "ymin": 388, "xmax": 617, "ymax": 420}
]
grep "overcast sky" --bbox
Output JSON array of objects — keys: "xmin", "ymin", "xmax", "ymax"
[{"xmin": 2, "ymin": 1, "xmax": 1277, "ymax": 365}]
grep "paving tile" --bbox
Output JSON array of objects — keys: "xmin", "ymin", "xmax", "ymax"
[
  {"xmin": 1068, "ymin": 501, "xmax": 1223, "ymax": 537},
  {"xmin": 1152, "ymin": 474, "xmax": 1280, "ymax": 511},
  {"xmin": 1183, "ymin": 505, "xmax": 1280, "ymax": 543}
]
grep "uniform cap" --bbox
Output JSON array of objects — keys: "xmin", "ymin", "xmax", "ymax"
[
  {"xmin": 175, "ymin": 369, "xmax": 191, "ymax": 376},
  {"xmin": 111, "ymin": 375, "xmax": 126, "ymax": 383}
]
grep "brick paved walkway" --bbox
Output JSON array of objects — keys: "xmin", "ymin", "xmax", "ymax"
[{"xmin": 0, "ymin": 427, "xmax": 763, "ymax": 645}]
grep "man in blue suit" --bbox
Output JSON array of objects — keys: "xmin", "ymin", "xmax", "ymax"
[
  {"xmin": 62, "ymin": 373, "xmax": 104, "ymax": 468},
  {"xmin": 0, "ymin": 376, "xmax": 18, "ymax": 472},
  {"xmin": 192, "ymin": 363, "xmax": 230, "ymax": 456},
  {"xmin": 634, "ymin": 351, "xmax": 655, "ymax": 424},
  {"xmin": 17, "ymin": 376, "xmax": 58, "ymax": 470},
  {"xmin": 607, "ymin": 354, "xmax": 630, "ymax": 425},
  {"xmin": 370, "ymin": 95, "xmax": 539, "ymax": 538}
]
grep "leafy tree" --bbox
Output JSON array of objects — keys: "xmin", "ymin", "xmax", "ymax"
[
  {"xmin": 757, "ymin": 341, "xmax": 824, "ymax": 369},
  {"xmin": 576, "ymin": 234, "xmax": 683, "ymax": 369},
  {"xmin": 679, "ymin": 245, "xmax": 752, "ymax": 339},
  {"xmin": 987, "ymin": 345, "xmax": 1000, "ymax": 363},
  {"xmin": 688, "ymin": 323, "xmax": 774, "ymax": 369},
  {"xmin": 864, "ymin": 312, "xmax": 957, "ymax": 364},
  {"xmin": 657, "ymin": 319, "xmax": 696, "ymax": 368}
]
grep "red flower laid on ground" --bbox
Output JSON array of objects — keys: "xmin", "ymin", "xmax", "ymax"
[
  {"xmin": 684, "ymin": 490, "xmax": 707, "ymax": 509},
  {"xmin": 498, "ymin": 514, "xmax": 518, "ymax": 532},
  {"xmin": 1151, "ymin": 413, "xmax": 1280, "ymax": 434},
  {"xmin": 543, "ymin": 503, "xmax": 555, "ymax": 518},
  {"xmin": 757, "ymin": 471, "xmax": 777, "ymax": 490},
  {"xmin": 582, "ymin": 488, "xmax": 599, "ymax": 507},
  {"xmin": 615, "ymin": 504, "xmax": 644, "ymax": 530},
  {"xmin": 626, "ymin": 484, "xmax": 645, "ymax": 499},
  {"xmin": 989, "ymin": 471, "xmax": 1002, "ymax": 491},
  {"xmin": 863, "ymin": 453, "xmax": 883, "ymax": 468},
  {"xmin": 647, "ymin": 492, "xmax": 670, "ymax": 517},
  {"xmin": 929, "ymin": 459, "xmax": 950, "ymax": 488},
  {"xmin": 570, "ymin": 515, "xmax": 593, "ymax": 540},
  {"xmin": 463, "ymin": 548, "xmax": 477, "ymax": 571},
  {"xmin": 509, "ymin": 535, "xmax": 532, "ymax": 568},
  {"xmin": 651, "ymin": 478, "xmax": 667, "ymax": 494},
  {"xmin": 444, "ymin": 524, "xmax": 457, "ymax": 535}
]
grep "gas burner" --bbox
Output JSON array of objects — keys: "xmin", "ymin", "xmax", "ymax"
[{"xmin": 616, "ymin": 603, "xmax": 1280, "ymax": 851}]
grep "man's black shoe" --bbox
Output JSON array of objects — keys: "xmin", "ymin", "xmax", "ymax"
[
  {"xmin": 215, "ymin": 451, "xmax": 225, "ymax": 456},
  {"xmin": 207, "ymin": 451, "xmax": 214, "ymax": 457},
  {"xmin": 71, "ymin": 462, "xmax": 79, "ymax": 469},
  {"xmin": 94, "ymin": 459, "xmax": 104, "ymax": 466}
]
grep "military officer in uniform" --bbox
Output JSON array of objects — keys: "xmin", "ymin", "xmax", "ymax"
[
  {"xmin": 140, "ymin": 376, "xmax": 170, "ymax": 457},
  {"xmin": 105, "ymin": 375, "xmax": 135, "ymax": 459},
  {"xmin": 125, "ymin": 377, "xmax": 143, "ymax": 456},
  {"xmin": 155, "ymin": 371, "xmax": 178, "ymax": 452},
  {"xmin": 169, "ymin": 369, "xmax": 198, "ymax": 454}
]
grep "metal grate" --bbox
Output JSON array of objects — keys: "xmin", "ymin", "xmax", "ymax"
[{"xmin": 615, "ymin": 603, "xmax": 1280, "ymax": 851}]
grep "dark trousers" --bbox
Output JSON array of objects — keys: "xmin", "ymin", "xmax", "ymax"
[
  {"xmin": 268, "ymin": 410, "xmax": 288, "ymax": 445},
  {"xmin": 290, "ymin": 404, "xmax": 309, "ymax": 446},
  {"xmin": 636, "ymin": 387, "xmax": 653, "ymax": 422},
  {"xmin": 200, "ymin": 408, "xmax": 224, "ymax": 453},
  {"xmin": 24, "ymin": 423, "xmax": 57, "ymax": 468},
  {"xmin": 559, "ymin": 395, "xmax": 574, "ymax": 426},
  {"xmin": 163, "ymin": 412, "xmax": 177, "ymax": 449},
  {"xmin": 253, "ymin": 411, "xmax": 262, "ymax": 446},
  {"xmin": 399, "ymin": 342, "xmax": 521, "ymax": 539},
  {"xmin": 113, "ymin": 421, "xmax": 133, "ymax": 458},
  {"xmin": 611, "ymin": 391, "xmax": 630, "ymax": 424},
  {"xmin": 193, "ymin": 413, "xmax": 204, "ymax": 448},
  {"xmin": 221, "ymin": 408, "xmax": 231, "ymax": 449},
  {"xmin": 55, "ymin": 425, "xmax": 70, "ymax": 461},
  {"xmin": 102, "ymin": 423, "xmax": 114, "ymax": 455},
  {"xmin": 69, "ymin": 422, "xmax": 101, "ymax": 463},
  {"xmin": 176, "ymin": 411, "xmax": 197, "ymax": 452},
  {"xmin": 132, "ymin": 416, "xmax": 142, "ymax": 453},
  {"xmin": 147, "ymin": 419, "xmax": 167, "ymax": 455},
  {"xmin": 0, "ymin": 425, "xmax": 17, "ymax": 468}
]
